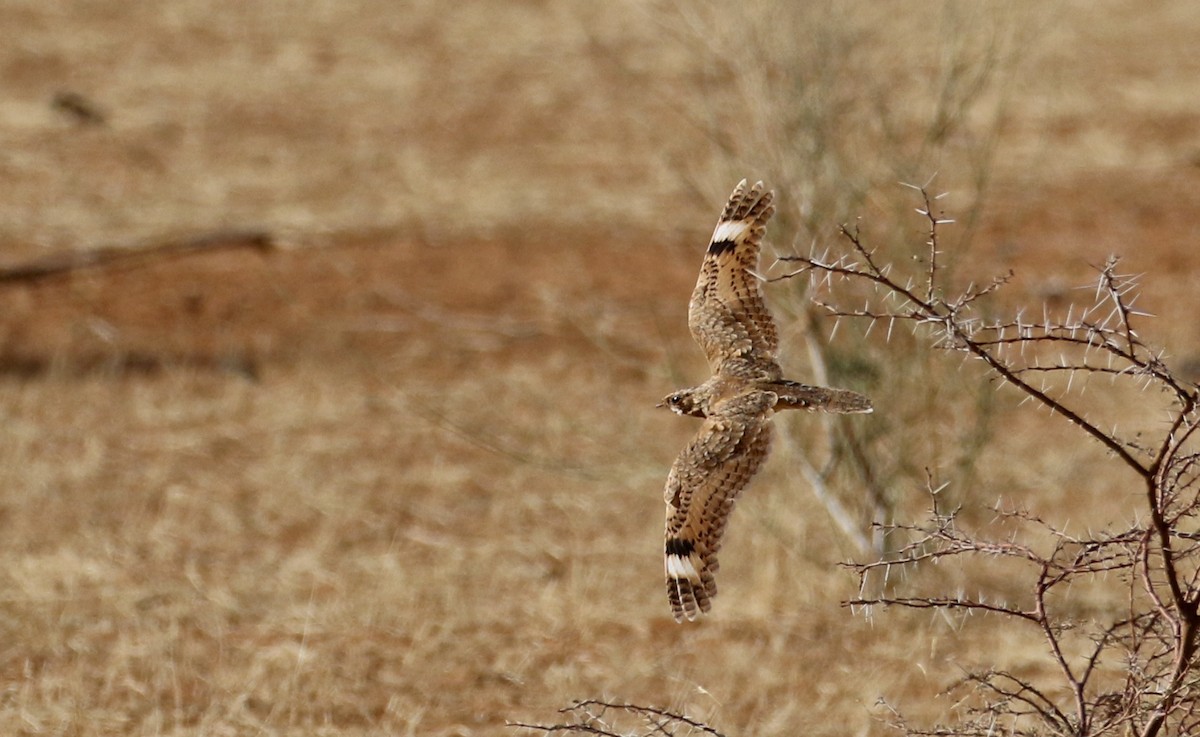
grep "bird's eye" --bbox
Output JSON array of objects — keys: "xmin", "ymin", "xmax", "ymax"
[{"xmin": 670, "ymin": 395, "xmax": 682, "ymax": 405}]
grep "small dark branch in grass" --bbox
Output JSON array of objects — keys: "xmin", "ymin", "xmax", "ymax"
[
  {"xmin": 0, "ymin": 228, "xmax": 275, "ymax": 284},
  {"xmin": 510, "ymin": 701, "xmax": 726, "ymax": 737}
]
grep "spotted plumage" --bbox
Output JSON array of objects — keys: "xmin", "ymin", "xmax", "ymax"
[{"xmin": 658, "ymin": 180, "xmax": 874, "ymax": 622}]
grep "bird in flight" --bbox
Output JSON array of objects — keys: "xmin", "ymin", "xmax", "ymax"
[{"xmin": 658, "ymin": 179, "xmax": 873, "ymax": 623}]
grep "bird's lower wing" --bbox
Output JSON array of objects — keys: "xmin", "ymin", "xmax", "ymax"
[{"xmin": 663, "ymin": 391, "xmax": 774, "ymax": 622}]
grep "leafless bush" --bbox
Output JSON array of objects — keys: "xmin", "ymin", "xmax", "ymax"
[{"xmin": 776, "ymin": 184, "xmax": 1200, "ymax": 737}]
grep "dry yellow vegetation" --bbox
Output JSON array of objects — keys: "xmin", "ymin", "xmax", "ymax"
[{"xmin": 2, "ymin": 1, "xmax": 1200, "ymax": 735}]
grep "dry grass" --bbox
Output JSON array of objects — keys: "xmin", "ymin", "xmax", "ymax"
[{"xmin": 2, "ymin": 1, "xmax": 1200, "ymax": 736}]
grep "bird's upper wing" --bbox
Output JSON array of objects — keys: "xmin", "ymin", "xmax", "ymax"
[
  {"xmin": 663, "ymin": 390, "xmax": 774, "ymax": 622},
  {"xmin": 688, "ymin": 180, "xmax": 779, "ymax": 379}
]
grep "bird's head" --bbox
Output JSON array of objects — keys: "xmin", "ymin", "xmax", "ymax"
[{"xmin": 657, "ymin": 390, "xmax": 705, "ymax": 418}]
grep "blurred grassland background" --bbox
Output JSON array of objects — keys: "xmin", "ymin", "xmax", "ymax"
[{"xmin": 1, "ymin": 1, "xmax": 1199, "ymax": 735}]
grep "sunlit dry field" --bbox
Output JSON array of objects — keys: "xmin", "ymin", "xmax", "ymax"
[{"xmin": 2, "ymin": 2, "xmax": 1200, "ymax": 735}]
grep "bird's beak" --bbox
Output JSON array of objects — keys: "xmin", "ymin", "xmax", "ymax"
[{"xmin": 655, "ymin": 400, "xmax": 667, "ymax": 409}]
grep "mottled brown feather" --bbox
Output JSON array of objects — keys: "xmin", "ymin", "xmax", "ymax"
[
  {"xmin": 664, "ymin": 390, "xmax": 774, "ymax": 622},
  {"xmin": 688, "ymin": 179, "xmax": 780, "ymax": 381},
  {"xmin": 660, "ymin": 179, "xmax": 873, "ymax": 623}
]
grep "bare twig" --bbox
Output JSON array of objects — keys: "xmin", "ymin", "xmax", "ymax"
[{"xmin": 510, "ymin": 700, "xmax": 727, "ymax": 737}]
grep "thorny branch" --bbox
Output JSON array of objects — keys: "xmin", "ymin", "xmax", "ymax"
[
  {"xmin": 509, "ymin": 700, "xmax": 726, "ymax": 737},
  {"xmin": 781, "ymin": 185, "xmax": 1200, "ymax": 737}
]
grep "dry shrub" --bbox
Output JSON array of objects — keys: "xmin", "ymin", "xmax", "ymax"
[{"xmin": 789, "ymin": 187, "xmax": 1200, "ymax": 737}]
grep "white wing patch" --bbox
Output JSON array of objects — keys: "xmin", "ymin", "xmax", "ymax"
[
  {"xmin": 711, "ymin": 220, "xmax": 749, "ymax": 244},
  {"xmin": 666, "ymin": 553, "xmax": 701, "ymax": 581}
]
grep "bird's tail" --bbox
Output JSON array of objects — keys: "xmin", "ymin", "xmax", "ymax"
[{"xmin": 767, "ymin": 380, "xmax": 873, "ymax": 414}]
